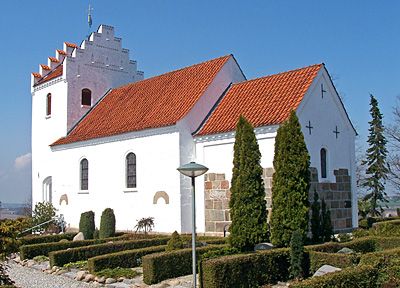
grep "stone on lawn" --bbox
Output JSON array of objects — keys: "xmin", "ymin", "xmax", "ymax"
[
  {"xmin": 73, "ymin": 232, "xmax": 85, "ymax": 241},
  {"xmin": 313, "ymin": 265, "xmax": 342, "ymax": 277},
  {"xmin": 105, "ymin": 277, "xmax": 116, "ymax": 284},
  {"xmin": 337, "ymin": 247, "xmax": 354, "ymax": 254},
  {"xmin": 95, "ymin": 276, "xmax": 106, "ymax": 283},
  {"xmin": 254, "ymin": 242, "xmax": 274, "ymax": 251},
  {"xmin": 76, "ymin": 270, "xmax": 87, "ymax": 281},
  {"xmin": 83, "ymin": 274, "xmax": 95, "ymax": 282}
]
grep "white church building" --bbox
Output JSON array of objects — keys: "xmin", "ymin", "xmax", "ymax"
[{"xmin": 31, "ymin": 25, "xmax": 357, "ymax": 234}]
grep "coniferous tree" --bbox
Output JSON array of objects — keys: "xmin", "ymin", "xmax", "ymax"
[
  {"xmin": 270, "ymin": 111, "xmax": 310, "ymax": 247},
  {"xmin": 290, "ymin": 229, "xmax": 304, "ymax": 279},
  {"xmin": 321, "ymin": 199, "xmax": 333, "ymax": 242},
  {"xmin": 311, "ymin": 191, "xmax": 321, "ymax": 243},
  {"xmin": 362, "ymin": 95, "xmax": 390, "ymax": 216},
  {"xmin": 229, "ymin": 116, "xmax": 269, "ymax": 251}
]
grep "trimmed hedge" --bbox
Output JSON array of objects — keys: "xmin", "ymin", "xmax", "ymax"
[
  {"xmin": 49, "ymin": 237, "xmax": 170, "ymax": 267},
  {"xmin": 20, "ymin": 234, "xmax": 133, "ymax": 260},
  {"xmin": 88, "ymin": 245, "xmax": 167, "ymax": 273},
  {"xmin": 359, "ymin": 247, "xmax": 400, "ymax": 267},
  {"xmin": 308, "ymin": 251, "xmax": 358, "ymax": 274},
  {"xmin": 143, "ymin": 245, "xmax": 226, "ymax": 285},
  {"xmin": 290, "ymin": 265, "xmax": 378, "ymax": 288},
  {"xmin": 19, "ymin": 233, "xmax": 76, "ymax": 246},
  {"xmin": 306, "ymin": 238, "xmax": 376, "ymax": 253},
  {"xmin": 200, "ymin": 248, "xmax": 292, "ymax": 288},
  {"xmin": 20, "ymin": 239, "xmax": 102, "ymax": 260}
]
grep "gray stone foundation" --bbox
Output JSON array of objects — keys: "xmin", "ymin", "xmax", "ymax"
[{"xmin": 204, "ymin": 167, "xmax": 353, "ymax": 234}]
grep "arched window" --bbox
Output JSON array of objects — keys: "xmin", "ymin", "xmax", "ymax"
[
  {"xmin": 80, "ymin": 158, "xmax": 89, "ymax": 190},
  {"xmin": 46, "ymin": 93, "xmax": 52, "ymax": 116},
  {"xmin": 126, "ymin": 153, "xmax": 136, "ymax": 188},
  {"xmin": 320, "ymin": 148, "xmax": 327, "ymax": 179},
  {"xmin": 81, "ymin": 88, "xmax": 92, "ymax": 106}
]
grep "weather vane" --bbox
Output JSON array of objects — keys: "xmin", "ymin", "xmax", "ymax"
[{"xmin": 87, "ymin": 3, "xmax": 94, "ymax": 38}]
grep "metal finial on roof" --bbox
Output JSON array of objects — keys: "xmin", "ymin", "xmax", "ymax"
[{"xmin": 88, "ymin": 4, "xmax": 93, "ymax": 29}]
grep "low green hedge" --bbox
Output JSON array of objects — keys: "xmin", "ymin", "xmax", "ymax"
[
  {"xmin": 359, "ymin": 247, "xmax": 400, "ymax": 267},
  {"xmin": 306, "ymin": 238, "xmax": 376, "ymax": 253},
  {"xmin": 143, "ymin": 244, "xmax": 225, "ymax": 285},
  {"xmin": 20, "ymin": 234, "xmax": 133, "ymax": 260},
  {"xmin": 88, "ymin": 245, "xmax": 167, "ymax": 273},
  {"xmin": 19, "ymin": 233, "xmax": 76, "ymax": 246},
  {"xmin": 20, "ymin": 239, "xmax": 102, "ymax": 260},
  {"xmin": 308, "ymin": 251, "xmax": 358, "ymax": 274},
  {"xmin": 290, "ymin": 265, "xmax": 378, "ymax": 288},
  {"xmin": 49, "ymin": 237, "xmax": 170, "ymax": 267},
  {"xmin": 200, "ymin": 248, "xmax": 292, "ymax": 288}
]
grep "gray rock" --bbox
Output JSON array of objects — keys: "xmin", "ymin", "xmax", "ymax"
[
  {"xmin": 105, "ymin": 277, "xmax": 116, "ymax": 284},
  {"xmin": 337, "ymin": 247, "xmax": 355, "ymax": 254},
  {"xmin": 313, "ymin": 265, "xmax": 342, "ymax": 277},
  {"xmin": 76, "ymin": 270, "xmax": 87, "ymax": 281},
  {"xmin": 26, "ymin": 260, "xmax": 35, "ymax": 267},
  {"xmin": 95, "ymin": 276, "xmax": 106, "ymax": 283},
  {"xmin": 83, "ymin": 273, "xmax": 95, "ymax": 282},
  {"xmin": 254, "ymin": 242, "xmax": 274, "ymax": 251},
  {"xmin": 73, "ymin": 232, "xmax": 85, "ymax": 241}
]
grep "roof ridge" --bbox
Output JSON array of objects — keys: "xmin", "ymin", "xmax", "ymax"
[
  {"xmin": 232, "ymin": 63, "xmax": 323, "ymax": 86},
  {"xmin": 115, "ymin": 54, "xmax": 232, "ymax": 90}
]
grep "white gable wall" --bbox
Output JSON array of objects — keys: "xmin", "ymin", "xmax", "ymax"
[{"xmin": 51, "ymin": 127, "xmax": 181, "ymax": 232}]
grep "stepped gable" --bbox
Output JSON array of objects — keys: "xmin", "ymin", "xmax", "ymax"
[
  {"xmin": 196, "ymin": 63, "xmax": 323, "ymax": 136},
  {"xmin": 51, "ymin": 55, "xmax": 232, "ymax": 146}
]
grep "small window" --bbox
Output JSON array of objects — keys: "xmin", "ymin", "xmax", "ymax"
[
  {"xmin": 320, "ymin": 148, "xmax": 327, "ymax": 179},
  {"xmin": 46, "ymin": 93, "xmax": 52, "ymax": 116},
  {"xmin": 126, "ymin": 153, "xmax": 136, "ymax": 188},
  {"xmin": 80, "ymin": 158, "xmax": 89, "ymax": 190},
  {"xmin": 81, "ymin": 88, "xmax": 92, "ymax": 106}
]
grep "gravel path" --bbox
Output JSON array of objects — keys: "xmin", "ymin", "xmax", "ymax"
[{"xmin": 7, "ymin": 262, "xmax": 97, "ymax": 288}]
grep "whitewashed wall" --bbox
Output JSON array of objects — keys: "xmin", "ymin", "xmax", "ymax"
[{"xmin": 51, "ymin": 128, "xmax": 181, "ymax": 232}]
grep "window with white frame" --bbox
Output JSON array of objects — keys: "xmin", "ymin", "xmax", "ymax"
[{"xmin": 126, "ymin": 153, "xmax": 136, "ymax": 188}]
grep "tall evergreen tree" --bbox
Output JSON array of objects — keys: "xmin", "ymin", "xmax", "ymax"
[
  {"xmin": 229, "ymin": 116, "xmax": 269, "ymax": 251},
  {"xmin": 321, "ymin": 199, "xmax": 333, "ymax": 242},
  {"xmin": 362, "ymin": 95, "xmax": 390, "ymax": 216},
  {"xmin": 310, "ymin": 191, "xmax": 321, "ymax": 243},
  {"xmin": 270, "ymin": 111, "xmax": 310, "ymax": 247}
]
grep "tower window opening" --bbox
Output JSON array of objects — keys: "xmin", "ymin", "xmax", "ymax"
[
  {"xmin": 320, "ymin": 148, "xmax": 327, "ymax": 179},
  {"xmin": 46, "ymin": 93, "xmax": 52, "ymax": 116},
  {"xmin": 81, "ymin": 88, "xmax": 92, "ymax": 106}
]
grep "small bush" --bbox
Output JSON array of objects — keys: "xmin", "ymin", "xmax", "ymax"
[
  {"xmin": 99, "ymin": 208, "xmax": 115, "ymax": 239},
  {"xmin": 31, "ymin": 202, "xmax": 58, "ymax": 233},
  {"xmin": 143, "ymin": 245, "xmax": 225, "ymax": 284},
  {"xmin": 166, "ymin": 231, "xmax": 184, "ymax": 251},
  {"xmin": 79, "ymin": 211, "xmax": 95, "ymax": 240},
  {"xmin": 88, "ymin": 245, "xmax": 166, "ymax": 273},
  {"xmin": 96, "ymin": 268, "xmax": 140, "ymax": 279},
  {"xmin": 290, "ymin": 265, "xmax": 378, "ymax": 288},
  {"xmin": 134, "ymin": 217, "xmax": 155, "ymax": 234},
  {"xmin": 50, "ymin": 237, "xmax": 170, "ymax": 267}
]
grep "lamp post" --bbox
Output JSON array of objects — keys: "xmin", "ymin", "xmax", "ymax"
[{"xmin": 177, "ymin": 161, "xmax": 208, "ymax": 288}]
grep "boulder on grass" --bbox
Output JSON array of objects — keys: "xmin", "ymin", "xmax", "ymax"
[
  {"xmin": 337, "ymin": 247, "xmax": 354, "ymax": 254},
  {"xmin": 73, "ymin": 232, "xmax": 85, "ymax": 241},
  {"xmin": 313, "ymin": 265, "xmax": 342, "ymax": 277},
  {"xmin": 254, "ymin": 242, "xmax": 274, "ymax": 251}
]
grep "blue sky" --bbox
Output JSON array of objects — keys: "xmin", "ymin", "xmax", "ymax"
[{"xmin": 0, "ymin": 1, "xmax": 399, "ymax": 203}]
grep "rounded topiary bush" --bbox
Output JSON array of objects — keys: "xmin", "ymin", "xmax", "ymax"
[
  {"xmin": 166, "ymin": 231, "xmax": 184, "ymax": 251},
  {"xmin": 99, "ymin": 208, "xmax": 116, "ymax": 239},
  {"xmin": 79, "ymin": 211, "xmax": 95, "ymax": 239}
]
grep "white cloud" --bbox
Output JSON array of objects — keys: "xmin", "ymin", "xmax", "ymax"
[{"xmin": 14, "ymin": 153, "xmax": 32, "ymax": 171}]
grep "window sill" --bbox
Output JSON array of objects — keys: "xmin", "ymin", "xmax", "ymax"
[
  {"xmin": 81, "ymin": 105, "xmax": 91, "ymax": 108},
  {"xmin": 124, "ymin": 189, "xmax": 138, "ymax": 193},
  {"xmin": 78, "ymin": 190, "xmax": 89, "ymax": 194}
]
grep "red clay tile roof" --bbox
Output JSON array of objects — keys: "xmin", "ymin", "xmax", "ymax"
[
  {"xmin": 57, "ymin": 49, "xmax": 67, "ymax": 55},
  {"xmin": 196, "ymin": 64, "xmax": 323, "ymax": 136},
  {"xmin": 51, "ymin": 55, "xmax": 232, "ymax": 146},
  {"xmin": 49, "ymin": 57, "xmax": 59, "ymax": 63},
  {"xmin": 40, "ymin": 64, "xmax": 51, "ymax": 70},
  {"xmin": 32, "ymin": 72, "xmax": 41, "ymax": 78},
  {"xmin": 35, "ymin": 64, "xmax": 63, "ymax": 86},
  {"xmin": 65, "ymin": 42, "xmax": 78, "ymax": 48}
]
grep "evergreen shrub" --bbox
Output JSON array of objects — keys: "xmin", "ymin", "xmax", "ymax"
[
  {"xmin": 142, "ymin": 245, "xmax": 225, "ymax": 285},
  {"xmin": 88, "ymin": 245, "xmax": 166, "ymax": 273},
  {"xmin": 290, "ymin": 230, "xmax": 304, "ymax": 279},
  {"xmin": 165, "ymin": 231, "xmax": 184, "ymax": 251},
  {"xmin": 49, "ymin": 237, "xmax": 170, "ymax": 267},
  {"xmin": 99, "ymin": 208, "xmax": 115, "ymax": 239},
  {"xmin": 290, "ymin": 265, "xmax": 378, "ymax": 288},
  {"xmin": 79, "ymin": 211, "xmax": 95, "ymax": 240}
]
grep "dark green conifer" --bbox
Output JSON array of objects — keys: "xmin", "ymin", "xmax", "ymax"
[
  {"xmin": 229, "ymin": 116, "xmax": 269, "ymax": 251},
  {"xmin": 99, "ymin": 208, "xmax": 116, "ymax": 239},
  {"xmin": 79, "ymin": 210, "xmax": 95, "ymax": 239},
  {"xmin": 290, "ymin": 229, "xmax": 304, "ymax": 279},
  {"xmin": 362, "ymin": 94, "xmax": 390, "ymax": 216},
  {"xmin": 321, "ymin": 199, "xmax": 333, "ymax": 242},
  {"xmin": 270, "ymin": 111, "xmax": 310, "ymax": 247},
  {"xmin": 310, "ymin": 191, "xmax": 321, "ymax": 243}
]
